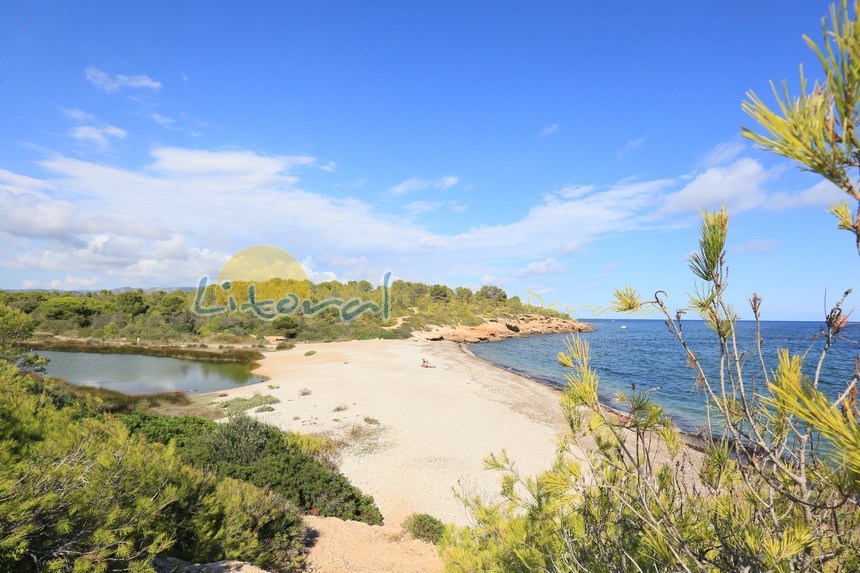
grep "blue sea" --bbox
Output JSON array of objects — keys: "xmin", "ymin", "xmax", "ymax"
[{"xmin": 469, "ymin": 320, "xmax": 859, "ymax": 433}]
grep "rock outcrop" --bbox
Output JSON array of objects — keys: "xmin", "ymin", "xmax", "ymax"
[{"xmin": 414, "ymin": 313, "xmax": 592, "ymax": 343}]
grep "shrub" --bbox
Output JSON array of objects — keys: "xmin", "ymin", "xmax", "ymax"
[
  {"xmin": 304, "ymin": 350, "xmax": 317, "ymax": 356},
  {"xmin": 122, "ymin": 413, "xmax": 382, "ymax": 525},
  {"xmin": 192, "ymin": 415, "xmax": 383, "ymax": 525},
  {"xmin": 403, "ymin": 513, "xmax": 445, "ymax": 544},
  {"xmin": 284, "ymin": 431, "xmax": 340, "ymax": 469},
  {"xmin": 190, "ymin": 477, "xmax": 304, "ymax": 572},
  {"xmin": 119, "ymin": 412, "xmax": 216, "ymax": 448},
  {"xmin": 0, "ymin": 367, "xmax": 305, "ymax": 572}
]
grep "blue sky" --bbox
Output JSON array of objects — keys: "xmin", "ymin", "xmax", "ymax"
[{"xmin": 0, "ymin": 1, "xmax": 856, "ymax": 320}]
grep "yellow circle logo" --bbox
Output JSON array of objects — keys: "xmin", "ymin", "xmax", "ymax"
[{"xmin": 216, "ymin": 245, "xmax": 310, "ymax": 302}]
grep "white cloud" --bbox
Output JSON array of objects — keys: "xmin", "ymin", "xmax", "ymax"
[
  {"xmin": 0, "ymin": 143, "xmax": 802, "ymax": 291},
  {"xmin": 515, "ymin": 257, "xmax": 565, "ymax": 278},
  {"xmin": 617, "ymin": 137, "xmax": 645, "ymax": 158},
  {"xmin": 21, "ymin": 275, "xmax": 99, "ymax": 290},
  {"xmin": 63, "ymin": 108, "xmax": 96, "ymax": 122},
  {"xmin": 540, "ymin": 123, "xmax": 560, "ymax": 136},
  {"xmin": 389, "ymin": 176, "xmax": 459, "ymax": 196},
  {"xmin": 0, "ymin": 145, "xmax": 680, "ymax": 292},
  {"xmin": 152, "ymin": 113, "xmax": 175, "ymax": 128},
  {"xmin": 49, "ymin": 275, "xmax": 100, "ymax": 290},
  {"xmin": 300, "ymin": 256, "xmax": 338, "ymax": 282},
  {"xmin": 405, "ymin": 200, "xmax": 443, "ymax": 216},
  {"xmin": 558, "ymin": 185, "xmax": 596, "ymax": 199},
  {"xmin": 0, "ymin": 169, "xmax": 53, "ymax": 194},
  {"xmin": 731, "ymin": 239, "xmax": 781, "ymax": 253},
  {"xmin": 662, "ymin": 158, "xmax": 768, "ymax": 214},
  {"xmin": 0, "ymin": 147, "xmax": 442, "ymax": 286},
  {"xmin": 70, "ymin": 125, "xmax": 127, "ymax": 151},
  {"xmin": 85, "ymin": 67, "xmax": 162, "ymax": 93},
  {"xmin": 699, "ymin": 140, "xmax": 745, "ymax": 167},
  {"xmin": 766, "ymin": 180, "xmax": 845, "ymax": 211}
]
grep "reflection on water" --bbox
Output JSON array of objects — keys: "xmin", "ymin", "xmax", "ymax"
[{"xmin": 39, "ymin": 350, "xmax": 263, "ymax": 394}]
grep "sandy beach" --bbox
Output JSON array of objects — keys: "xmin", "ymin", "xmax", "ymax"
[{"xmin": 212, "ymin": 338, "xmax": 569, "ymax": 527}]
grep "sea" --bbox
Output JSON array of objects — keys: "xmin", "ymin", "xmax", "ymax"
[{"xmin": 468, "ymin": 319, "xmax": 858, "ymax": 433}]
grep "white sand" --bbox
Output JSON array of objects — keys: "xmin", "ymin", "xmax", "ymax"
[{"xmin": 212, "ymin": 339, "xmax": 569, "ymax": 526}]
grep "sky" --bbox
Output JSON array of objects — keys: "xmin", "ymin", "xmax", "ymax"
[{"xmin": 0, "ymin": 1, "xmax": 856, "ymax": 321}]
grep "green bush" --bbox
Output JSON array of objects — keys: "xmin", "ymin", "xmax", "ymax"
[
  {"xmin": 189, "ymin": 477, "xmax": 304, "ymax": 572},
  {"xmin": 121, "ymin": 412, "xmax": 383, "ymax": 525},
  {"xmin": 0, "ymin": 366, "xmax": 305, "ymax": 572},
  {"xmin": 118, "ymin": 412, "xmax": 216, "ymax": 449},
  {"xmin": 402, "ymin": 513, "xmax": 445, "ymax": 544},
  {"xmin": 190, "ymin": 415, "xmax": 383, "ymax": 525}
]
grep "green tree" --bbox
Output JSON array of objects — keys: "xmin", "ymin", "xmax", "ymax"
[
  {"xmin": 428, "ymin": 284, "xmax": 454, "ymax": 303},
  {"xmin": 271, "ymin": 315, "xmax": 302, "ymax": 339},
  {"xmin": 115, "ymin": 290, "xmax": 151, "ymax": 318},
  {"xmin": 743, "ymin": 0, "xmax": 860, "ymax": 255},
  {"xmin": 36, "ymin": 296, "xmax": 97, "ymax": 327},
  {"xmin": 0, "ymin": 303, "xmax": 45, "ymax": 372},
  {"xmin": 454, "ymin": 287, "xmax": 474, "ymax": 303},
  {"xmin": 475, "ymin": 285, "xmax": 507, "ymax": 304}
]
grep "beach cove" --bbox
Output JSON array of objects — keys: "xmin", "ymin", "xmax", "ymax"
[{"xmin": 211, "ymin": 338, "xmax": 574, "ymax": 527}]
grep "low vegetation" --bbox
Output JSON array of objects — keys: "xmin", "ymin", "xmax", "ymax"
[
  {"xmin": 0, "ymin": 367, "xmax": 305, "ymax": 572},
  {"xmin": 20, "ymin": 337, "xmax": 263, "ymax": 363},
  {"xmin": 1, "ymin": 278, "xmax": 573, "ymax": 350},
  {"xmin": 120, "ymin": 412, "xmax": 383, "ymax": 525},
  {"xmin": 402, "ymin": 513, "xmax": 445, "ymax": 544},
  {"xmin": 24, "ymin": 373, "xmax": 192, "ymax": 414},
  {"xmin": 218, "ymin": 393, "xmax": 280, "ymax": 414}
]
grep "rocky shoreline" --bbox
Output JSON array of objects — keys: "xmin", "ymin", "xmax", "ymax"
[{"xmin": 414, "ymin": 313, "xmax": 592, "ymax": 343}]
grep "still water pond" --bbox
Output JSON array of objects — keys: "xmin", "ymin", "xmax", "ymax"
[{"xmin": 40, "ymin": 350, "xmax": 264, "ymax": 394}]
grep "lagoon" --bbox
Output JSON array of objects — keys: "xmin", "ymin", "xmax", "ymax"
[{"xmin": 39, "ymin": 350, "xmax": 263, "ymax": 394}]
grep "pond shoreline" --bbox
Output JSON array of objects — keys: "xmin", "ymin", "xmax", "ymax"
[{"xmin": 21, "ymin": 338, "xmax": 264, "ymax": 364}]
